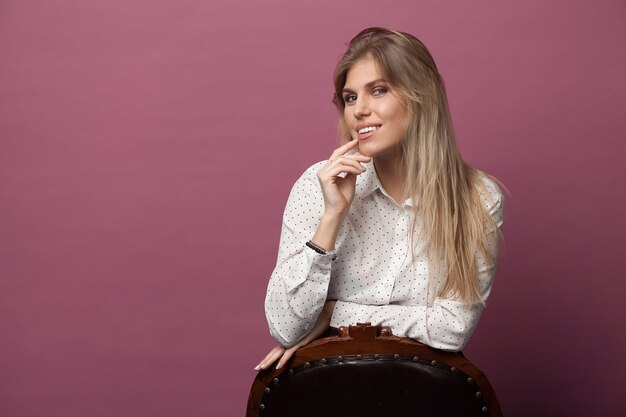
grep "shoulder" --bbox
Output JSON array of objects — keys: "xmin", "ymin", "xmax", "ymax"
[
  {"xmin": 286, "ymin": 160, "xmax": 328, "ymax": 199},
  {"xmin": 281, "ymin": 160, "xmax": 329, "ymax": 220},
  {"xmin": 476, "ymin": 171, "xmax": 504, "ymax": 207},
  {"xmin": 301, "ymin": 160, "xmax": 328, "ymax": 178},
  {"xmin": 474, "ymin": 170, "xmax": 505, "ymax": 226},
  {"xmin": 293, "ymin": 160, "xmax": 327, "ymax": 187}
]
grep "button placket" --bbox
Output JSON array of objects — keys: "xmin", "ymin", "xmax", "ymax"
[{"xmin": 384, "ymin": 207, "xmax": 408, "ymax": 303}]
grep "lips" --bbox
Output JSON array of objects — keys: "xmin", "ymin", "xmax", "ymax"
[{"xmin": 356, "ymin": 124, "xmax": 381, "ymax": 140}]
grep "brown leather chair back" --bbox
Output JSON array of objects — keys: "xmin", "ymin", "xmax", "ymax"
[{"xmin": 248, "ymin": 323, "xmax": 502, "ymax": 417}]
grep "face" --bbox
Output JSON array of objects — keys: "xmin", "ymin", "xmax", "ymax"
[{"xmin": 342, "ymin": 57, "xmax": 408, "ymax": 161}]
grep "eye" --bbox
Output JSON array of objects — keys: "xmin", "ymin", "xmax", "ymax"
[
  {"xmin": 372, "ymin": 86, "xmax": 387, "ymax": 96},
  {"xmin": 344, "ymin": 94, "xmax": 356, "ymax": 103}
]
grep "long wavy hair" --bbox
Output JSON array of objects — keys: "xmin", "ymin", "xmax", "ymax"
[{"xmin": 332, "ymin": 27, "xmax": 506, "ymax": 306}]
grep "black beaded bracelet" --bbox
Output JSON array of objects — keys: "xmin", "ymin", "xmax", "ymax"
[
  {"xmin": 306, "ymin": 240, "xmax": 328, "ymax": 254},
  {"xmin": 306, "ymin": 241, "xmax": 337, "ymax": 260}
]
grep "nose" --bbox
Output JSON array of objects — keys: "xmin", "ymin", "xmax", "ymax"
[{"xmin": 353, "ymin": 97, "xmax": 371, "ymax": 118}]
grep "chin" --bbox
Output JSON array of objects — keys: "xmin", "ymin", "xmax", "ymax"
[{"xmin": 356, "ymin": 143, "xmax": 376, "ymax": 158}]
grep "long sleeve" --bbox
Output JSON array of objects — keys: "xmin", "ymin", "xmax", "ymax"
[
  {"xmin": 264, "ymin": 162, "xmax": 336, "ymax": 348},
  {"xmin": 330, "ymin": 179, "xmax": 505, "ymax": 351}
]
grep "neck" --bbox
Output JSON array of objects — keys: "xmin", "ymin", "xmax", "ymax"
[{"xmin": 373, "ymin": 154, "xmax": 407, "ymax": 205}]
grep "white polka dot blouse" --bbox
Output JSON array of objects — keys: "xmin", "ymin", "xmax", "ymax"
[{"xmin": 265, "ymin": 158, "xmax": 505, "ymax": 351}]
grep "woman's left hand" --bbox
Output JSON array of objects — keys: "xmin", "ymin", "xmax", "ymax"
[{"xmin": 255, "ymin": 300, "xmax": 336, "ymax": 371}]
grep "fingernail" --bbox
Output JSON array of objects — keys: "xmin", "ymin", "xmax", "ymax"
[
  {"xmin": 254, "ymin": 365, "xmax": 260, "ymax": 370},
  {"xmin": 276, "ymin": 363, "xmax": 282, "ymax": 370}
]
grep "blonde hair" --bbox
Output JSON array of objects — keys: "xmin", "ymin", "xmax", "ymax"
[{"xmin": 333, "ymin": 27, "xmax": 506, "ymax": 305}]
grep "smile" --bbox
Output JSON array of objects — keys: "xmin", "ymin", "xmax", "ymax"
[{"xmin": 357, "ymin": 125, "xmax": 382, "ymax": 134}]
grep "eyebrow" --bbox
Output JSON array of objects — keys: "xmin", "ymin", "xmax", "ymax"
[{"xmin": 342, "ymin": 79, "xmax": 389, "ymax": 94}]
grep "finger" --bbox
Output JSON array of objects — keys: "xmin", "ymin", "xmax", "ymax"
[
  {"xmin": 320, "ymin": 166, "xmax": 365, "ymax": 181},
  {"xmin": 276, "ymin": 347, "xmax": 297, "ymax": 370},
  {"xmin": 344, "ymin": 151, "xmax": 371, "ymax": 161},
  {"xmin": 254, "ymin": 351, "xmax": 273, "ymax": 371},
  {"xmin": 256, "ymin": 351, "xmax": 280, "ymax": 371},
  {"xmin": 323, "ymin": 158, "xmax": 367, "ymax": 174},
  {"xmin": 326, "ymin": 162, "xmax": 366, "ymax": 176},
  {"xmin": 255, "ymin": 346, "xmax": 284, "ymax": 371},
  {"xmin": 265, "ymin": 347, "xmax": 286, "ymax": 366},
  {"xmin": 343, "ymin": 153, "xmax": 371, "ymax": 162},
  {"xmin": 275, "ymin": 327, "xmax": 324, "ymax": 371},
  {"xmin": 329, "ymin": 138, "xmax": 359, "ymax": 160},
  {"xmin": 335, "ymin": 153, "xmax": 371, "ymax": 165},
  {"xmin": 260, "ymin": 346, "xmax": 283, "ymax": 364}
]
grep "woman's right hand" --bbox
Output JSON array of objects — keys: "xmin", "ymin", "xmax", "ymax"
[
  {"xmin": 317, "ymin": 139, "xmax": 371, "ymax": 217},
  {"xmin": 255, "ymin": 300, "xmax": 337, "ymax": 372}
]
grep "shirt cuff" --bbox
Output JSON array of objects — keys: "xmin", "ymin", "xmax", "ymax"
[
  {"xmin": 329, "ymin": 300, "xmax": 367, "ymax": 328},
  {"xmin": 283, "ymin": 244, "xmax": 334, "ymax": 293}
]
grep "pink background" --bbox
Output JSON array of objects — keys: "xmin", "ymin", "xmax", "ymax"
[{"xmin": 1, "ymin": 0, "xmax": 625, "ymax": 416}]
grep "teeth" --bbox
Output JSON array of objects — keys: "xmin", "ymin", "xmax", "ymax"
[{"xmin": 358, "ymin": 125, "xmax": 381, "ymax": 134}]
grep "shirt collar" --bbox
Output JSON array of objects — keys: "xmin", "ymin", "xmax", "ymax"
[
  {"xmin": 358, "ymin": 159, "xmax": 416, "ymax": 207},
  {"xmin": 358, "ymin": 159, "xmax": 380, "ymax": 199}
]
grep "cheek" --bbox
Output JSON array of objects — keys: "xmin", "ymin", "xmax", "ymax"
[
  {"xmin": 342, "ymin": 112, "xmax": 353, "ymax": 131},
  {"xmin": 341, "ymin": 112, "xmax": 353, "ymax": 138},
  {"xmin": 343, "ymin": 108, "xmax": 351, "ymax": 123},
  {"xmin": 393, "ymin": 107, "xmax": 410, "ymax": 131}
]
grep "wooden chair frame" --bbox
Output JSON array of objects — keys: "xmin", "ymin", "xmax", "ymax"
[{"xmin": 248, "ymin": 323, "xmax": 502, "ymax": 417}]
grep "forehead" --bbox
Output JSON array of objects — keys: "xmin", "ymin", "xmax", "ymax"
[{"xmin": 344, "ymin": 57, "xmax": 385, "ymax": 88}]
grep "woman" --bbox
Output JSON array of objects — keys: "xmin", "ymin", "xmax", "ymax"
[{"xmin": 255, "ymin": 27, "xmax": 506, "ymax": 371}]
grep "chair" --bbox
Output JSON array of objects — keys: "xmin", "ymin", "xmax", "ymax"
[{"xmin": 247, "ymin": 323, "xmax": 503, "ymax": 417}]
